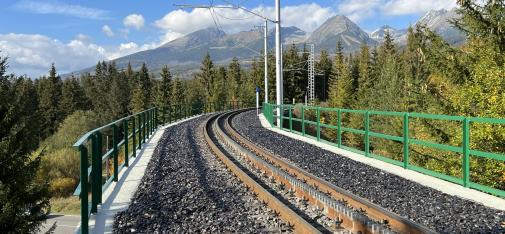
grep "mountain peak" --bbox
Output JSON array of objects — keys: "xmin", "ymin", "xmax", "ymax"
[
  {"xmin": 307, "ymin": 15, "xmax": 375, "ymax": 52},
  {"xmin": 370, "ymin": 25, "xmax": 405, "ymax": 41}
]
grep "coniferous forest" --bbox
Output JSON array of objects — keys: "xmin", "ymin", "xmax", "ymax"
[{"xmin": 0, "ymin": 1, "xmax": 504, "ymax": 232}]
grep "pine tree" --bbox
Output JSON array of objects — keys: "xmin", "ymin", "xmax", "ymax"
[
  {"xmin": 38, "ymin": 63, "xmax": 63, "ymax": 137},
  {"xmin": 0, "ymin": 56, "xmax": 50, "ymax": 233}
]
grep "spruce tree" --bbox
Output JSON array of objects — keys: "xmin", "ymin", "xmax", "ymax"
[
  {"xmin": 60, "ymin": 76, "xmax": 89, "ymax": 117},
  {"xmin": 155, "ymin": 65, "xmax": 172, "ymax": 108},
  {"xmin": 0, "ymin": 56, "xmax": 50, "ymax": 233},
  {"xmin": 131, "ymin": 63, "xmax": 152, "ymax": 113},
  {"xmin": 109, "ymin": 63, "xmax": 130, "ymax": 119},
  {"xmin": 454, "ymin": 0, "xmax": 505, "ymax": 53},
  {"xmin": 211, "ymin": 67, "xmax": 228, "ymax": 111},
  {"xmin": 197, "ymin": 53, "xmax": 215, "ymax": 103},
  {"xmin": 328, "ymin": 41, "xmax": 353, "ymax": 108},
  {"xmin": 226, "ymin": 57, "xmax": 241, "ymax": 103},
  {"xmin": 315, "ymin": 50, "xmax": 332, "ymax": 101},
  {"xmin": 283, "ymin": 44, "xmax": 304, "ymax": 102},
  {"xmin": 38, "ymin": 63, "xmax": 63, "ymax": 137}
]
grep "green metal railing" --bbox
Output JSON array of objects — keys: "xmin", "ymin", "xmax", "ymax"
[
  {"xmin": 263, "ymin": 102, "xmax": 505, "ymax": 198},
  {"xmin": 73, "ymin": 101, "xmax": 245, "ymax": 234}
]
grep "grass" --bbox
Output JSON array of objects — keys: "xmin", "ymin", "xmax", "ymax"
[{"xmin": 50, "ymin": 196, "xmax": 81, "ymax": 215}]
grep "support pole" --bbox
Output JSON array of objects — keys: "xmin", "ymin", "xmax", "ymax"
[
  {"xmin": 264, "ymin": 20, "xmax": 268, "ymax": 104},
  {"xmin": 275, "ymin": 0, "xmax": 283, "ymax": 127}
]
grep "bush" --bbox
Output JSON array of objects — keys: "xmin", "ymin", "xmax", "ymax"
[
  {"xmin": 49, "ymin": 178, "xmax": 77, "ymax": 197},
  {"xmin": 36, "ymin": 111, "xmax": 102, "ymax": 197}
]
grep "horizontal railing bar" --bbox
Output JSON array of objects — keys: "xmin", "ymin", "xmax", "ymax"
[
  {"xmin": 468, "ymin": 117, "xmax": 505, "ymax": 124},
  {"xmin": 341, "ymin": 127, "xmax": 365, "ymax": 135},
  {"xmin": 409, "ymin": 112, "xmax": 465, "ymax": 121},
  {"xmin": 409, "ymin": 139, "xmax": 462, "ymax": 153},
  {"xmin": 470, "ymin": 150, "xmax": 505, "ymax": 161},
  {"xmin": 369, "ymin": 132, "xmax": 403, "ymax": 142},
  {"xmin": 369, "ymin": 110, "xmax": 405, "ymax": 117}
]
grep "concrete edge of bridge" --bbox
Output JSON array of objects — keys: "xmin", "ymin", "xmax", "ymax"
[
  {"xmin": 256, "ymin": 113, "xmax": 505, "ymax": 212},
  {"xmin": 74, "ymin": 114, "xmax": 204, "ymax": 234}
]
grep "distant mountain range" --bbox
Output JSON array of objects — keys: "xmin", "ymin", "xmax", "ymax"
[{"xmin": 70, "ymin": 9, "xmax": 465, "ymax": 78}]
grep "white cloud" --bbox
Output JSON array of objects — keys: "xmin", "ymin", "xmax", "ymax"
[
  {"xmin": 337, "ymin": 0, "xmax": 457, "ymax": 22},
  {"xmin": 123, "ymin": 14, "xmax": 145, "ymax": 30},
  {"xmin": 102, "ymin": 25, "xmax": 114, "ymax": 37},
  {"xmin": 154, "ymin": 3, "xmax": 335, "ymax": 38},
  {"xmin": 0, "ymin": 33, "xmax": 156, "ymax": 78},
  {"xmin": 75, "ymin": 33, "xmax": 91, "ymax": 42},
  {"xmin": 11, "ymin": 0, "xmax": 109, "ymax": 20},
  {"xmin": 105, "ymin": 42, "xmax": 156, "ymax": 60},
  {"xmin": 159, "ymin": 31, "xmax": 184, "ymax": 44},
  {"xmin": 382, "ymin": 0, "xmax": 457, "ymax": 15}
]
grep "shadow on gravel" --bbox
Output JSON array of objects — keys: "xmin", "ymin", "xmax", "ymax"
[{"xmin": 185, "ymin": 123, "xmax": 232, "ymax": 212}]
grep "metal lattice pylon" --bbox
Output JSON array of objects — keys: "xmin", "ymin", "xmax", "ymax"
[{"xmin": 308, "ymin": 44, "xmax": 315, "ymax": 105}]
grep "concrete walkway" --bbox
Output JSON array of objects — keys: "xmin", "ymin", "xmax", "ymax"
[
  {"xmin": 75, "ymin": 115, "xmax": 203, "ymax": 234},
  {"xmin": 258, "ymin": 114, "xmax": 505, "ymax": 211},
  {"xmin": 39, "ymin": 214, "xmax": 80, "ymax": 234}
]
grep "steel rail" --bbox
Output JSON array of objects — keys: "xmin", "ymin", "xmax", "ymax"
[
  {"xmin": 204, "ymin": 112, "xmax": 322, "ymax": 234},
  {"xmin": 224, "ymin": 110, "xmax": 438, "ymax": 234}
]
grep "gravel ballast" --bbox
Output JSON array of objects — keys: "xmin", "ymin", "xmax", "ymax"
[
  {"xmin": 231, "ymin": 110, "xmax": 505, "ymax": 233},
  {"xmin": 114, "ymin": 116, "xmax": 289, "ymax": 233}
]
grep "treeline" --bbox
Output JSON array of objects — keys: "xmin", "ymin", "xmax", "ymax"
[{"xmin": 0, "ymin": 60, "xmax": 175, "ymax": 232}]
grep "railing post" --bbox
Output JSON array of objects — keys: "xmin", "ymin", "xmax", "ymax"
[
  {"xmin": 289, "ymin": 107, "xmax": 293, "ymax": 132},
  {"xmin": 79, "ymin": 145, "xmax": 89, "ymax": 234},
  {"xmin": 337, "ymin": 109, "xmax": 342, "ymax": 148},
  {"xmin": 169, "ymin": 105, "xmax": 172, "ymax": 123},
  {"xmin": 403, "ymin": 113, "xmax": 409, "ymax": 169},
  {"xmin": 147, "ymin": 111, "xmax": 151, "ymax": 136},
  {"xmin": 112, "ymin": 125, "xmax": 119, "ymax": 182},
  {"xmin": 132, "ymin": 116, "xmax": 136, "ymax": 155},
  {"xmin": 142, "ymin": 112, "xmax": 146, "ymax": 143},
  {"xmin": 91, "ymin": 134, "xmax": 99, "ymax": 213},
  {"xmin": 463, "ymin": 118, "xmax": 470, "ymax": 187},
  {"xmin": 123, "ymin": 119, "xmax": 129, "ymax": 167},
  {"xmin": 302, "ymin": 106, "xmax": 306, "ymax": 136},
  {"xmin": 317, "ymin": 107, "xmax": 321, "ymax": 141},
  {"xmin": 95, "ymin": 132, "xmax": 102, "ymax": 203},
  {"xmin": 279, "ymin": 104, "xmax": 283, "ymax": 129},
  {"xmin": 137, "ymin": 115, "xmax": 142, "ymax": 150},
  {"xmin": 365, "ymin": 111, "xmax": 370, "ymax": 157}
]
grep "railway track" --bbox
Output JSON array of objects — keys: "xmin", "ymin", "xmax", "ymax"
[{"xmin": 204, "ymin": 109, "xmax": 438, "ymax": 234}]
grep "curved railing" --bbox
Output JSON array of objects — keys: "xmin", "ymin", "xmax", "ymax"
[
  {"xmin": 263, "ymin": 102, "xmax": 505, "ymax": 198},
  {"xmin": 73, "ymin": 101, "xmax": 244, "ymax": 234}
]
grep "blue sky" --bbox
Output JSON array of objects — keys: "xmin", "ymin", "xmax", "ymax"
[{"xmin": 0, "ymin": 0, "xmax": 457, "ymax": 77}]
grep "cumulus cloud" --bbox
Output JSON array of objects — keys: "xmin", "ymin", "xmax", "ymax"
[
  {"xmin": 123, "ymin": 14, "xmax": 145, "ymax": 30},
  {"xmin": 338, "ymin": 0, "xmax": 457, "ymax": 22},
  {"xmin": 155, "ymin": 3, "xmax": 335, "ymax": 37},
  {"xmin": 0, "ymin": 33, "xmax": 155, "ymax": 78},
  {"xmin": 382, "ymin": 0, "xmax": 457, "ymax": 15},
  {"xmin": 11, "ymin": 0, "xmax": 109, "ymax": 20},
  {"xmin": 102, "ymin": 25, "xmax": 114, "ymax": 37},
  {"xmin": 105, "ymin": 42, "xmax": 157, "ymax": 60}
]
